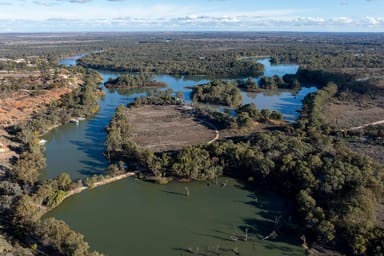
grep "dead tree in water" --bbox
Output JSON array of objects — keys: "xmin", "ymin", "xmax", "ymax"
[
  {"xmin": 244, "ymin": 227, "xmax": 249, "ymax": 241},
  {"xmin": 263, "ymin": 215, "xmax": 282, "ymax": 240},
  {"xmin": 185, "ymin": 186, "xmax": 190, "ymax": 197}
]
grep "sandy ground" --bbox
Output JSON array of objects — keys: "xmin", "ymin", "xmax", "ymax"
[
  {"xmin": 125, "ymin": 105, "xmax": 217, "ymax": 152},
  {"xmin": 0, "ymin": 88, "xmax": 72, "ymax": 128}
]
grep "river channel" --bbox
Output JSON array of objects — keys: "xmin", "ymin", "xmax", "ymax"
[{"xmin": 44, "ymin": 56, "xmax": 312, "ymax": 255}]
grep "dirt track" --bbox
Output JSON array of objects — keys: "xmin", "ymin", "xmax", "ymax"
[{"xmin": 125, "ymin": 105, "xmax": 217, "ymax": 152}]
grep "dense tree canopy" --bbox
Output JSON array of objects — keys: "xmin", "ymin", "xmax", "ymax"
[{"xmin": 192, "ymin": 80, "xmax": 242, "ymax": 107}]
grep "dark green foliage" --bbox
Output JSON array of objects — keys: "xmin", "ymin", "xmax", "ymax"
[
  {"xmin": 56, "ymin": 173, "xmax": 73, "ymax": 191},
  {"xmin": 237, "ymin": 77, "xmax": 259, "ymax": 91},
  {"xmin": 11, "ymin": 133, "xmax": 46, "ymax": 185},
  {"xmin": 206, "ymin": 131, "xmax": 381, "ymax": 254},
  {"xmin": 259, "ymin": 75, "xmax": 285, "ymax": 89},
  {"xmin": 105, "ymin": 105, "xmax": 139, "ymax": 161},
  {"xmin": 44, "ymin": 190, "xmax": 67, "ymax": 208},
  {"xmin": 192, "ymin": 103, "xmax": 281, "ymax": 130},
  {"xmin": 192, "ymin": 80, "xmax": 242, "ymax": 107},
  {"xmin": 299, "ymin": 82, "xmax": 338, "ymax": 130},
  {"xmin": 258, "ymin": 74, "xmax": 301, "ymax": 90},
  {"xmin": 171, "ymin": 146, "xmax": 223, "ymax": 180},
  {"xmin": 37, "ymin": 218, "xmax": 91, "ymax": 256},
  {"xmin": 282, "ymin": 74, "xmax": 301, "ymax": 89},
  {"xmin": 133, "ymin": 89, "xmax": 183, "ymax": 106},
  {"xmin": 78, "ymin": 41, "xmax": 264, "ymax": 77},
  {"xmin": 105, "ymin": 74, "xmax": 167, "ymax": 88},
  {"xmin": 193, "ymin": 108, "xmax": 235, "ymax": 130},
  {"xmin": 105, "ymin": 74, "xmax": 152, "ymax": 87}
]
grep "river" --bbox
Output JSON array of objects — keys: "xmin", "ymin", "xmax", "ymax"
[
  {"xmin": 46, "ymin": 177, "xmax": 304, "ymax": 256},
  {"xmin": 44, "ymin": 56, "xmax": 312, "ymax": 255}
]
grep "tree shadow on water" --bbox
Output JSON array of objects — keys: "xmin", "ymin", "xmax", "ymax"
[
  {"xmin": 69, "ymin": 140, "xmax": 107, "ymax": 164},
  {"xmin": 79, "ymin": 168, "xmax": 105, "ymax": 176},
  {"xmin": 173, "ymin": 246, "xmax": 235, "ymax": 255},
  {"xmin": 232, "ymin": 180, "xmax": 304, "ymax": 254},
  {"xmin": 192, "ymin": 230, "xmax": 234, "ymax": 242},
  {"xmin": 162, "ymin": 190, "xmax": 186, "ymax": 197}
]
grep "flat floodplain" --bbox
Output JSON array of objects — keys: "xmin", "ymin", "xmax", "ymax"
[{"xmin": 125, "ymin": 105, "xmax": 217, "ymax": 152}]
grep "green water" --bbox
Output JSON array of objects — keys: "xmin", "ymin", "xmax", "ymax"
[
  {"xmin": 46, "ymin": 177, "xmax": 304, "ymax": 256},
  {"xmin": 43, "ymin": 57, "xmax": 309, "ymax": 255}
]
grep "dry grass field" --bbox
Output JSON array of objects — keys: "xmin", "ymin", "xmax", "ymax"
[{"xmin": 125, "ymin": 105, "xmax": 217, "ymax": 152}]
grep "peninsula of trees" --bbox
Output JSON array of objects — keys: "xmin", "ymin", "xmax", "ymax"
[{"xmin": 104, "ymin": 74, "xmax": 167, "ymax": 89}]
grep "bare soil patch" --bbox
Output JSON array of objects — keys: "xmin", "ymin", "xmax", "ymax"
[
  {"xmin": 0, "ymin": 88, "xmax": 72, "ymax": 128},
  {"xmin": 324, "ymin": 95, "xmax": 384, "ymax": 129},
  {"xmin": 125, "ymin": 105, "xmax": 217, "ymax": 152},
  {"xmin": 324, "ymin": 79, "xmax": 384, "ymax": 166},
  {"xmin": 0, "ymin": 71, "xmax": 82, "ymax": 167}
]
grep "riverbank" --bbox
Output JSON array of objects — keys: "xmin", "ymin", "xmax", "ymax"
[
  {"xmin": 67, "ymin": 171, "xmax": 136, "ymax": 199},
  {"xmin": 90, "ymin": 171, "xmax": 136, "ymax": 188},
  {"xmin": 44, "ymin": 172, "xmax": 137, "ymax": 214}
]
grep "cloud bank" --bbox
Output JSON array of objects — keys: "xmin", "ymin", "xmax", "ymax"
[
  {"xmin": 0, "ymin": 0, "xmax": 383, "ymax": 32},
  {"xmin": 1, "ymin": 15, "xmax": 383, "ymax": 32}
]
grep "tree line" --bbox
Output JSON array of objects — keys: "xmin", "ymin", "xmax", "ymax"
[{"xmin": 77, "ymin": 40, "xmax": 265, "ymax": 77}]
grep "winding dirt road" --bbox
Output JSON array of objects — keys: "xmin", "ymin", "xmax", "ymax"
[{"xmin": 347, "ymin": 119, "xmax": 384, "ymax": 131}]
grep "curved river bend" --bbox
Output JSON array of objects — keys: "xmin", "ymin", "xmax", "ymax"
[{"xmin": 44, "ymin": 57, "xmax": 312, "ymax": 255}]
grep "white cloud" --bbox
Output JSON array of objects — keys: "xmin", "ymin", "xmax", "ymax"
[
  {"xmin": 1, "ymin": 9, "xmax": 384, "ymax": 32},
  {"xmin": 332, "ymin": 17, "xmax": 353, "ymax": 24},
  {"xmin": 364, "ymin": 16, "xmax": 384, "ymax": 25}
]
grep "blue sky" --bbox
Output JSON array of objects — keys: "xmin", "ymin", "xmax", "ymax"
[{"xmin": 0, "ymin": 0, "xmax": 383, "ymax": 32}]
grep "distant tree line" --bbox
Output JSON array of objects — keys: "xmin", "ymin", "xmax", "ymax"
[{"xmin": 77, "ymin": 41, "xmax": 265, "ymax": 77}]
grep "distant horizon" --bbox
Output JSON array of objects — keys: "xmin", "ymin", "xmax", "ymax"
[
  {"xmin": 0, "ymin": 0, "xmax": 383, "ymax": 33},
  {"xmin": 1, "ymin": 31, "xmax": 384, "ymax": 35}
]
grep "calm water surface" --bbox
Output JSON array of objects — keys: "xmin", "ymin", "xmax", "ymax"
[
  {"xmin": 46, "ymin": 177, "xmax": 304, "ymax": 256},
  {"xmin": 43, "ymin": 57, "xmax": 311, "ymax": 255}
]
